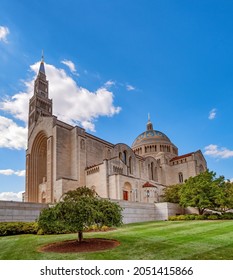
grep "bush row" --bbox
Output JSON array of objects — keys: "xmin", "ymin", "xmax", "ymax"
[
  {"xmin": 168, "ymin": 212, "xmax": 233, "ymax": 221},
  {"xmin": 0, "ymin": 221, "xmax": 111, "ymax": 236},
  {"xmin": 0, "ymin": 222, "xmax": 38, "ymax": 236}
]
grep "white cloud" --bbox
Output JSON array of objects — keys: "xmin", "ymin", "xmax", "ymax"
[
  {"xmin": 61, "ymin": 59, "xmax": 79, "ymax": 76},
  {"xmin": 204, "ymin": 144, "xmax": 233, "ymax": 159},
  {"xmin": 126, "ymin": 84, "xmax": 136, "ymax": 91},
  {"xmin": 0, "ymin": 116, "xmax": 27, "ymax": 149},
  {"xmin": 0, "ymin": 191, "xmax": 23, "ymax": 201},
  {"xmin": 0, "ymin": 61, "xmax": 121, "ymax": 144},
  {"xmin": 104, "ymin": 80, "xmax": 115, "ymax": 88},
  {"xmin": 0, "ymin": 169, "xmax": 25, "ymax": 176},
  {"xmin": 208, "ymin": 108, "xmax": 217, "ymax": 120},
  {"xmin": 0, "ymin": 26, "xmax": 9, "ymax": 43}
]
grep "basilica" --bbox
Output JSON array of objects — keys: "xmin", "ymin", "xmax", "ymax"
[{"xmin": 25, "ymin": 57, "xmax": 207, "ymax": 203}]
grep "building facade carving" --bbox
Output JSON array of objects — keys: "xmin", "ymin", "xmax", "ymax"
[{"xmin": 25, "ymin": 58, "xmax": 207, "ymax": 203}]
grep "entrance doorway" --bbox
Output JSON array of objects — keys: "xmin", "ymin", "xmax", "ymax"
[
  {"xmin": 123, "ymin": 190, "xmax": 128, "ymax": 201},
  {"xmin": 122, "ymin": 182, "xmax": 132, "ymax": 201}
]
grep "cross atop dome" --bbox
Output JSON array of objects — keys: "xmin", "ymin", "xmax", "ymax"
[{"xmin": 147, "ymin": 113, "xmax": 153, "ymax": 131}]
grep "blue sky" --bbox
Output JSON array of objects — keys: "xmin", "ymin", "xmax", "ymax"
[{"xmin": 0, "ymin": 0, "xmax": 233, "ymax": 200}]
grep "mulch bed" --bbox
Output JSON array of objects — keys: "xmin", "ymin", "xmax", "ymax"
[{"xmin": 39, "ymin": 238, "xmax": 120, "ymax": 253}]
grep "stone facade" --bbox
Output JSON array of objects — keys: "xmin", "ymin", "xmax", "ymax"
[{"xmin": 25, "ymin": 58, "xmax": 207, "ymax": 204}]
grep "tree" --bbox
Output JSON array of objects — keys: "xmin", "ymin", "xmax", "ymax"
[
  {"xmin": 162, "ymin": 184, "xmax": 182, "ymax": 203},
  {"xmin": 38, "ymin": 186, "xmax": 123, "ymax": 242},
  {"xmin": 179, "ymin": 170, "xmax": 225, "ymax": 215},
  {"xmin": 61, "ymin": 186, "xmax": 98, "ymax": 201},
  {"xmin": 215, "ymin": 180, "xmax": 233, "ymax": 212}
]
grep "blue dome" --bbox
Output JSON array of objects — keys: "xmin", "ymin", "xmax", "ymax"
[{"xmin": 132, "ymin": 129, "xmax": 171, "ymax": 148}]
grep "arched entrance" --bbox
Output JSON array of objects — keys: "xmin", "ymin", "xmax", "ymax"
[
  {"xmin": 122, "ymin": 182, "xmax": 132, "ymax": 201},
  {"xmin": 29, "ymin": 132, "xmax": 48, "ymax": 202}
]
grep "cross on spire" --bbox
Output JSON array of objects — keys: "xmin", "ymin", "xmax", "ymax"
[
  {"xmin": 41, "ymin": 49, "xmax": 44, "ymax": 62},
  {"xmin": 146, "ymin": 113, "xmax": 154, "ymax": 131}
]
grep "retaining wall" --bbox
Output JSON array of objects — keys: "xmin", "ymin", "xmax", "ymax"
[
  {"xmin": 0, "ymin": 200, "xmax": 184, "ymax": 223},
  {"xmin": 0, "ymin": 200, "xmax": 48, "ymax": 222},
  {"xmin": 115, "ymin": 200, "xmax": 183, "ymax": 223}
]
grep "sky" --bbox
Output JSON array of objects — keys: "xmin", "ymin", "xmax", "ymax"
[{"xmin": 0, "ymin": 0, "xmax": 233, "ymax": 201}]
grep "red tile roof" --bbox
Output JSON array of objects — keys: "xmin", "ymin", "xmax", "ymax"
[
  {"xmin": 170, "ymin": 152, "xmax": 194, "ymax": 162},
  {"xmin": 142, "ymin": 181, "xmax": 157, "ymax": 188}
]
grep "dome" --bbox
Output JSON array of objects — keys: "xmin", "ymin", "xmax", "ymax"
[
  {"xmin": 132, "ymin": 129, "xmax": 171, "ymax": 148},
  {"xmin": 131, "ymin": 116, "xmax": 178, "ymax": 157}
]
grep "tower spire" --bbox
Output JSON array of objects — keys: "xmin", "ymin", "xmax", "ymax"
[
  {"xmin": 39, "ymin": 50, "xmax": 45, "ymax": 75},
  {"xmin": 146, "ymin": 113, "xmax": 153, "ymax": 131},
  {"xmin": 28, "ymin": 53, "xmax": 52, "ymax": 129}
]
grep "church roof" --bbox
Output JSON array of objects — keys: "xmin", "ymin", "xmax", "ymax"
[
  {"xmin": 170, "ymin": 152, "xmax": 193, "ymax": 161},
  {"xmin": 142, "ymin": 181, "xmax": 157, "ymax": 188}
]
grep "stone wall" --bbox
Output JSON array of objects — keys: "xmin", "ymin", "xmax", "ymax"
[
  {"xmin": 0, "ymin": 200, "xmax": 184, "ymax": 223},
  {"xmin": 0, "ymin": 201, "xmax": 48, "ymax": 222},
  {"xmin": 113, "ymin": 200, "xmax": 184, "ymax": 223}
]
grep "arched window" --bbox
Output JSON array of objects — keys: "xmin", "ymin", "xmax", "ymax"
[
  {"xmin": 123, "ymin": 150, "xmax": 127, "ymax": 164},
  {"xmin": 151, "ymin": 162, "xmax": 154, "ymax": 180},
  {"xmin": 148, "ymin": 164, "xmax": 151, "ymax": 180},
  {"xmin": 129, "ymin": 156, "xmax": 132, "ymax": 174},
  {"xmin": 178, "ymin": 172, "xmax": 183, "ymax": 183}
]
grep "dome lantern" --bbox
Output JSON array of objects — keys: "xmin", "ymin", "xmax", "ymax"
[{"xmin": 147, "ymin": 113, "xmax": 153, "ymax": 131}]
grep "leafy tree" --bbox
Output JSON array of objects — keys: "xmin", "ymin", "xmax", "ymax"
[
  {"xmin": 162, "ymin": 184, "xmax": 182, "ymax": 203},
  {"xmin": 179, "ymin": 170, "xmax": 225, "ymax": 215},
  {"xmin": 61, "ymin": 186, "xmax": 98, "ymax": 201},
  {"xmin": 215, "ymin": 180, "xmax": 233, "ymax": 212},
  {"xmin": 38, "ymin": 186, "xmax": 122, "ymax": 242}
]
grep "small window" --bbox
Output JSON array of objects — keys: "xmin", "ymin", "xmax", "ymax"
[{"xmin": 178, "ymin": 172, "xmax": 183, "ymax": 183}]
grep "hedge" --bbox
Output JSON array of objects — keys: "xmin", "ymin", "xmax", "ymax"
[
  {"xmin": 168, "ymin": 213, "xmax": 233, "ymax": 221},
  {"xmin": 0, "ymin": 222, "xmax": 38, "ymax": 236}
]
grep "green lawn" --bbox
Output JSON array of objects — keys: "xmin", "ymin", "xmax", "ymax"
[{"xmin": 1, "ymin": 220, "xmax": 233, "ymax": 260}]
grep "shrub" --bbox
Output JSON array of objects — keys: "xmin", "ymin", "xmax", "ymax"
[
  {"xmin": 221, "ymin": 213, "xmax": 233, "ymax": 220},
  {"xmin": 101, "ymin": 225, "xmax": 109, "ymax": 231},
  {"xmin": 185, "ymin": 214, "xmax": 197, "ymax": 220},
  {"xmin": 194, "ymin": 215, "xmax": 205, "ymax": 220},
  {"xmin": 167, "ymin": 212, "xmax": 233, "ymax": 221},
  {"xmin": 0, "ymin": 222, "xmax": 38, "ymax": 236},
  {"xmin": 168, "ymin": 215, "xmax": 177, "ymax": 221},
  {"xmin": 207, "ymin": 214, "xmax": 220, "ymax": 220}
]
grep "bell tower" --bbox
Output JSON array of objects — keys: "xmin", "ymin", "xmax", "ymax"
[{"xmin": 28, "ymin": 53, "xmax": 52, "ymax": 129}]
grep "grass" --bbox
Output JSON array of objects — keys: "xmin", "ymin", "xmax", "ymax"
[{"xmin": 1, "ymin": 220, "xmax": 233, "ymax": 260}]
